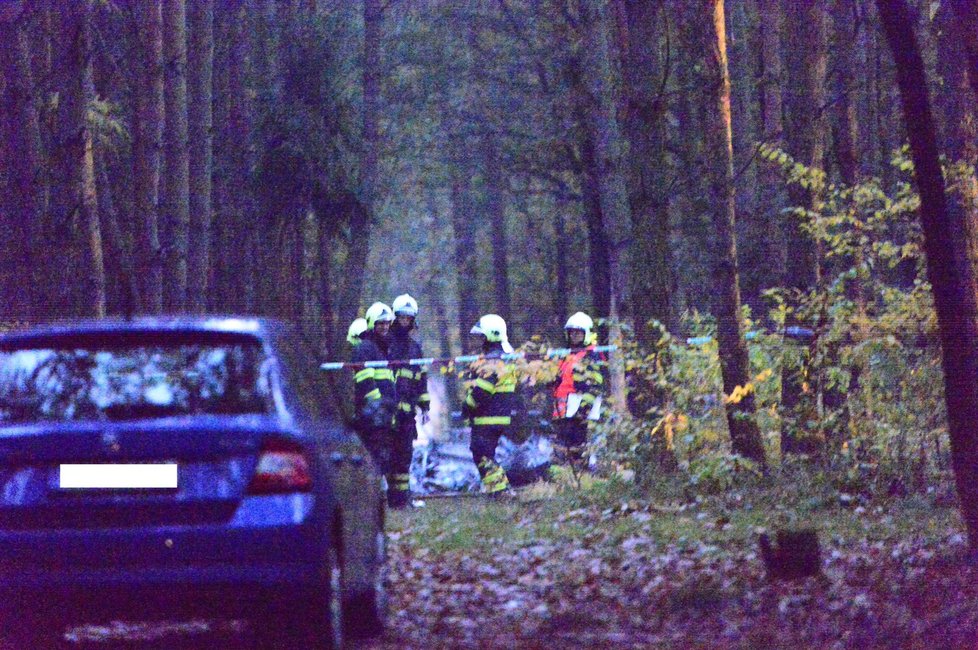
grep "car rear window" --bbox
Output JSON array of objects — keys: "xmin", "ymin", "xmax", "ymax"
[{"xmin": 0, "ymin": 339, "xmax": 274, "ymax": 423}]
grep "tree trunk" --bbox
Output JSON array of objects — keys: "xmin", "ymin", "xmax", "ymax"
[
  {"xmin": 132, "ymin": 0, "xmax": 164, "ymax": 313},
  {"xmin": 96, "ymin": 150, "xmax": 140, "ymax": 315},
  {"xmin": 949, "ymin": 0, "xmax": 978, "ymax": 101},
  {"xmin": 211, "ymin": 0, "xmax": 253, "ymax": 312},
  {"xmin": 831, "ymin": 0, "xmax": 860, "ymax": 186},
  {"xmin": 452, "ymin": 162, "xmax": 480, "ymax": 350},
  {"xmin": 186, "ymin": 0, "xmax": 213, "ymax": 313},
  {"xmin": 582, "ymin": 0, "xmax": 632, "ymax": 410},
  {"xmin": 702, "ymin": 0, "xmax": 766, "ymax": 467},
  {"xmin": 622, "ymin": 0, "xmax": 676, "ymax": 344},
  {"xmin": 318, "ymin": 215, "xmax": 334, "ymax": 353},
  {"xmin": 483, "ymin": 135, "xmax": 512, "ymax": 327},
  {"xmin": 878, "ymin": 0, "xmax": 978, "ymax": 548},
  {"xmin": 780, "ymin": 0, "xmax": 828, "ymax": 454},
  {"xmin": 162, "ymin": 0, "xmax": 190, "ymax": 312},
  {"xmin": 355, "ymin": 0, "xmax": 382, "ymax": 310},
  {"xmin": 553, "ymin": 198, "xmax": 571, "ymax": 327},
  {"xmin": 569, "ymin": 55, "xmax": 611, "ymax": 320},
  {"xmin": 0, "ymin": 16, "xmax": 41, "ymax": 321},
  {"xmin": 64, "ymin": 0, "xmax": 106, "ymax": 318}
]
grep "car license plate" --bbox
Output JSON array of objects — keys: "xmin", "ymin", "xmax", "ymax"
[{"xmin": 58, "ymin": 464, "xmax": 178, "ymax": 489}]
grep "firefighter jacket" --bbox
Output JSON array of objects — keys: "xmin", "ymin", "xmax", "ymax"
[
  {"xmin": 351, "ymin": 333, "xmax": 397, "ymax": 428},
  {"xmin": 388, "ymin": 323, "xmax": 430, "ymax": 415},
  {"xmin": 462, "ymin": 342, "xmax": 520, "ymax": 431},
  {"xmin": 552, "ymin": 345, "xmax": 607, "ymax": 419}
]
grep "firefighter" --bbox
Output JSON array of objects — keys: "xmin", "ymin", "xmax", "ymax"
[
  {"xmin": 386, "ymin": 294, "xmax": 430, "ymax": 508},
  {"xmin": 463, "ymin": 314, "xmax": 518, "ymax": 495},
  {"xmin": 551, "ymin": 312, "xmax": 606, "ymax": 469},
  {"xmin": 347, "ymin": 317, "xmax": 368, "ymax": 348},
  {"xmin": 352, "ymin": 303, "xmax": 398, "ymax": 499}
]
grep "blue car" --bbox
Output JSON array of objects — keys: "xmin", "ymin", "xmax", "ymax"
[{"xmin": 0, "ymin": 317, "xmax": 386, "ymax": 648}]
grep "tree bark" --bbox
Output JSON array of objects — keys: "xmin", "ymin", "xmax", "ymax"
[
  {"xmin": 949, "ymin": 0, "xmax": 978, "ymax": 101},
  {"xmin": 878, "ymin": 0, "xmax": 978, "ymax": 548},
  {"xmin": 355, "ymin": 0, "xmax": 382, "ymax": 310},
  {"xmin": 831, "ymin": 0, "xmax": 860, "ymax": 186},
  {"xmin": 162, "ymin": 0, "xmax": 190, "ymax": 312},
  {"xmin": 582, "ymin": 0, "xmax": 632, "ymax": 409},
  {"xmin": 483, "ymin": 134, "xmax": 512, "ymax": 327},
  {"xmin": 780, "ymin": 0, "xmax": 828, "ymax": 454},
  {"xmin": 63, "ymin": 0, "xmax": 106, "ymax": 318},
  {"xmin": 702, "ymin": 0, "xmax": 766, "ymax": 467},
  {"xmin": 0, "ymin": 16, "xmax": 41, "ymax": 321},
  {"xmin": 452, "ymin": 159, "xmax": 480, "ymax": 349},
  {"xmin": 132, "ymin": 0, "xmax": 164, "ymax": 313},
  {"xmin": 211, "ymin": 0, "xmax": 253, "ymax": 312},
  {"xmin": 621, "ymin": 0, "xmax": 676, "ymax": 344},
  {"xmin": 186, "ymin": 0, "xmax": 214, "ymax": 313},
  {"xmin": 569, "ymin": 54, "xmax": 611, "ymax": 320}
]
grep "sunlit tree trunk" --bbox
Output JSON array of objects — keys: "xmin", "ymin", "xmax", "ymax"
[
  {"xmin": 878, "ymin": 0, "xmax": 978, "ymax": 548},
  {"xmin": 133, "ymin": 0, "xmax": 164, "ymax": 313},
  {"xmin": 63, "ymin": 0, "xmax": 106, "ymax": 317},
  {"xmin": 186, "ymin": 0, "xmax": 213, "ymax": 313},
  {"xmin": 162, "ymin": 0, "xmax": 190, "ymax": 312},
  {"xmin": 702, "ymin": 0, "xmax": 766, "ymax": 467}
]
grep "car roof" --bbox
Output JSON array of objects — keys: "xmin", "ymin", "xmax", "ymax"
[{"xmin": 0, "ymin": 316, "xmax": 290, "ymax": 349}]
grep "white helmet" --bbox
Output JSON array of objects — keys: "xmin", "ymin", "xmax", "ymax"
[
  {"xmin": 470, "ymin": 314, "xmax": 514, "ymax": 353},
  {"xmin": 347, "ymin": 317, "xmax": 368, "ymax": 345},
  {"xmin": 364, "ymin": 302, "xmax": 395, "ymax": 329},
  {"xmin": 564, "ymin": 312, "xmax": 596, "ymax": 345},
  {"xmin": 392, "ymin": 294, "xmax": 419, "ymax": 317}
]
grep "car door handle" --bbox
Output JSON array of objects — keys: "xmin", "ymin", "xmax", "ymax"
[{"xmin": 330, "ymin": 452, "xmax": 345, "ymax": 465}]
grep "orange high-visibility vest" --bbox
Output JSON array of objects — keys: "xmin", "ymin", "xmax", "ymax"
[{"xmin": 553, "ymin": 349, "xmax": 588, "ymax": 418}]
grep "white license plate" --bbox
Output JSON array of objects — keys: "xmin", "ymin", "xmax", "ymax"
[{"xmin": 58, "ymin": 464, "xmax": 178, "ymax": 489}]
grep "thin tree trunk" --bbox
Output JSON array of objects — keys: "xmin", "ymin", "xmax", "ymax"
[
  {"xmin": 211, "ymin": 0, "xmax": 252, "ymax": 312},
  {"xmin": 186, "ymin": 0, "xmax": 213, "ymax": 313},
  {"xmin": 703, "ymin": 0, "xmax": 765, "ymax": 467},
  {"xmin": 318, "ymin": 215, "xmax": 334, "ymax": 352},
  {"xmin": 355, "ymin": 0, "xmax": 382, "ymax": 311},
  {"xmin": 949, "ymin": 0, "xmax": 978, "ymax": 101},
  {"xmin": 582, "ymin": 0, "xmax": 632, "ymax": 410},
  {"xmin": 878, "ymin": 0, "xmax": 978, "ymax": 548},
  {"xmin": 780, "ymin": 0, "xmax": 828, "ymax": 453},
  {"xmin": 96, "ymin": 151, "xmax": 140, "ymax": 315},
  {"xmin": 483, "ymin": 135, "xmax": 512, "ymax": 327},
  {"xmin": 162, "ymin": 0, "xmax": 190, "ymax": 312},
  {"xmin": 64, "ymin": 0, "xmax": 106, "ymax": 317},
  {"xmin": 133, "ymin": 0, "xmax": 164, "ymax": 313},
  {"xmin": 452, "ymin": 162, "xmax": 480, "ymax": 350},
  {"xmin": 0, "ymin": 15, "xmax": 41, "ymax": 321},
  {"xmin": 553, "ymin": 198, "xmax": 570, "ymax": 327}
]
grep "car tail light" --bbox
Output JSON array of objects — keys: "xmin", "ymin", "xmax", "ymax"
[{"xmin": 247, "ymin": 440, "xmax": 313, "ymax": 494}]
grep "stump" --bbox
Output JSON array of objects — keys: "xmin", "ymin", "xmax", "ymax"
[{"xmin": 759, "ymin": 528, "xmax": 822, "ymax": 580}]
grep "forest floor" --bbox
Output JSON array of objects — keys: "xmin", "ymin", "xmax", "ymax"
[{"xmin": 18, "ymin": 473, "xmax": 978, "ymax": 649}]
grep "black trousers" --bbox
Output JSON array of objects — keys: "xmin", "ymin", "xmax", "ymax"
[
  {"xmin": 392, "ymin": 412, "xmax": 417, "ymax": 480},
  {"xmin": 360, "ymin": 423, "xmax": 393, "ymax": 475},
  {"xmin": 470, "ymin": 425, "xmax": 506, "ymax": 475}
]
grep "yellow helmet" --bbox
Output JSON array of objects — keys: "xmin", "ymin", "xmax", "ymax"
[{"xmin": 347, "ymin": 318, "xmax": 368, "ymax": 345}]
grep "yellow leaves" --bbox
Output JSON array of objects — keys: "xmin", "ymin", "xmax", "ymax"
[
  {"xmin": 651, "ymin": 412, "xmax": 688, "ymax": 451},
  {"xmin": 723, "ymin": 368, "xmax": 774, "ymax": 404}
]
